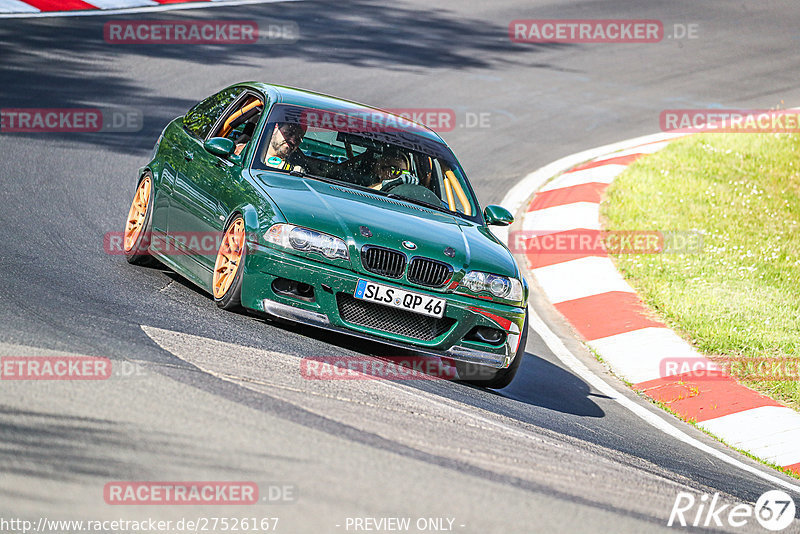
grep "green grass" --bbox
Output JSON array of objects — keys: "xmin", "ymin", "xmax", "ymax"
[{"xmin": 601, "ymin": 133, "xmax": 800, "ymax": 410}]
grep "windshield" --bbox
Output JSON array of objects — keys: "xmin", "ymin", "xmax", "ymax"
[{"xmin": 252, "ymin": 104, "xmax": 481, "ymax": 221}]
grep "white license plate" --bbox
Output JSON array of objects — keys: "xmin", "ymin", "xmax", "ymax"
[{"xmin": 354, "ymin": 279, "xmax": 446, "ymax": 318}]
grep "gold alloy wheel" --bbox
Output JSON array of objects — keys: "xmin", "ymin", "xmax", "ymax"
[
  {"xmin": 213, "ymin": 217, "xmax": 245, "ymax": 299},
  {"xmin": 124, "ymin": 176, "xmax": 152, "ymax": 252}
]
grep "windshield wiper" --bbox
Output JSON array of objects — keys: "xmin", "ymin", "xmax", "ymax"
[
  {"xmin": 285, "ymin": 168, "xmax": 331, "ymax": 182},
  {"xmin": 384, "ymin": 193, "xmax": 454, "ymax": 215}
]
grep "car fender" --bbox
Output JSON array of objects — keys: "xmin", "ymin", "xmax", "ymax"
[{"xmin": 223, "ymin": 203, "xmax": 260, "ymax": 234}]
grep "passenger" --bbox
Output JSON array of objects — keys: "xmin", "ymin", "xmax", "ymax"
[{"xmin": 369, "ymin": 148, "xmax": 418, "ymax": 190}]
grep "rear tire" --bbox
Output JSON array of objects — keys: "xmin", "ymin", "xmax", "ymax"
[
  {"xmin": 213, "ymin": 215, "xmax": 246, "ymax": 311},
  {"xmin": 456, "ymin": 310, "xmax": 528, "ymax": 389},
  {"xmin": 123, "ymin": 173, "xmax": 156, "ymax": 266}
]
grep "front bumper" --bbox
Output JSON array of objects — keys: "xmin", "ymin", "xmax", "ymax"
[{"xmin": 241, "ymin": 243, "xmax": 526, "ymax": 369}]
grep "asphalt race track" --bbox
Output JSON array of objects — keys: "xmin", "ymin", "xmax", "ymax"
[{"xmin": 1, "ymin": 1, "xmax": 800, "ymax": 532}]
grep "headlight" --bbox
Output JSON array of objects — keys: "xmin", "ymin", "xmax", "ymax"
[
  {"xmin": 459, "ymin": 271, "xmax": 523, "ymax": 301},
  {"xmin": 265, "ymin": 223, "xmax": 349, "ymax": 260}
]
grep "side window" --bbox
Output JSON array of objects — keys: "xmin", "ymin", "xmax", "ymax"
[
  {"xmin": 183, "ymin": 87, "xmax": 241, "ymax": 139},
  {"xmin": 212, "ymin": 94, "xmax": 266, "ymax": 156}
]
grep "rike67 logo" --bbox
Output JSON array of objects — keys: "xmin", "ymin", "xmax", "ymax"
[{"xmin": 668, "ymin": 490, "xmax": 796, "ymax": 531}]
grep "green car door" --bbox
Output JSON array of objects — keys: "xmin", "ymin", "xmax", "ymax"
[
  {"xmin": 150, "ymin": 120, "xmax": 185, "ymax": 236},
  {"xmin": 167, "ymin": 87, "xmax": 242, "ymax": 284}
]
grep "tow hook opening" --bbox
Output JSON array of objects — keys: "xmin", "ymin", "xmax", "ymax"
[
  {"xmin": 465, "ymin": 326, "xmax": 506, "ymax": 346},
  {"xmin": 272, "ymin": 277, "xmax": 316, "ymax": 302}
]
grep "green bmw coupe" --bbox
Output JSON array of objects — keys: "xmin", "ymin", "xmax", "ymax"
[{"xmin": 124, "ymin": 82, "xmax": 528, "ymax": 388}]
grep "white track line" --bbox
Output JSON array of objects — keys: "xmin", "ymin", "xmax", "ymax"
[
  {"xmin": 521, "ymin": 202, "xmax": 601, "ymax": 233},
  {"xmin": 0, "ymin": 0, "xmax": 298, "ymax": 19},
  {"xmin": 0, "ymin": 0, "xmax": 38, "ymax": 13},
  {"xmin": 527, "ymin": 310, "xmax": 800, "ymax": 494},
  {"xmin": 539, "ymin": 164, "xmax": 628, "ymax": 192},
  {"xmin": 84, "ymin": 0, "xmax": 158, "ymax": 9},
  {"xmin": 699, "ymin": 407, "xmax": 800, "ymax": 468},
  {"xmin": 588, "ymin": 327, "xmax": 713, "ymax": 385},
  {"xmin": 501, "ymin": 134, "xmax": 800, "ymax": 494},
  {"xmin": 533, "ymin": 257, "xmax": 635, "ymax": 304}
]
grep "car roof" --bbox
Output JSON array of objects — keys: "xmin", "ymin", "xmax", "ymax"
[{"xmin": 239, "ymin": 82, "xmax": 448, "ymax": 145}]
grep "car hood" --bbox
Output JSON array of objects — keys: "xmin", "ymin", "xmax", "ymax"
[{"xmin": 253, "ymin": 171, "xmax": 518, "ymax": 278}]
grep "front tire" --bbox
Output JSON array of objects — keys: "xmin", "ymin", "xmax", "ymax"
[
  {"xmin": 456, "ymin": 310, "xmax": 528, "ymax": 389},
  {"xmin": 212, "ymin": 215, "xmax": 246, "ymax": 311},
  {"xmin": 123, "ymin": 173, "xmax": 155, "ymax": 266}
]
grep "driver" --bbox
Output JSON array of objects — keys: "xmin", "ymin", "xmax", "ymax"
[
  {"xmin": 369, "ymin": 148, "xmax": 418, "ymax": 190},
  {"xmin": 259, "ymin": 122, "xmax": 307, "ymax": 171}
]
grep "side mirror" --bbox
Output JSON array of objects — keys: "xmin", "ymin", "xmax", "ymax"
[
  {"xmin": 204, "ymin": 137, "xmax": 235, "ymax": 158},
  {"xmin": 483, "ymin": 205, "xmax": 514, "ymax": 226}
]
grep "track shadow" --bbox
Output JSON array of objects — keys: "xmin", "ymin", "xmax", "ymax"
[
  {"xmin": 0, "ymin": 402, "xmax": 306, "ymax": 511},
  {"xmin": 500, "ymin": 352, "xmax": 607, "ymax": 417},
  {"xmin": 0, "ymin": 404, "xmax": 294, "ymax": 490},
  {"xmin": 0, "ymin": 0, "xmax": 569, "ymax": 154},
  {"xmin": 0, "ymin": 407, "xmax": 136, "ymax": 485}
]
